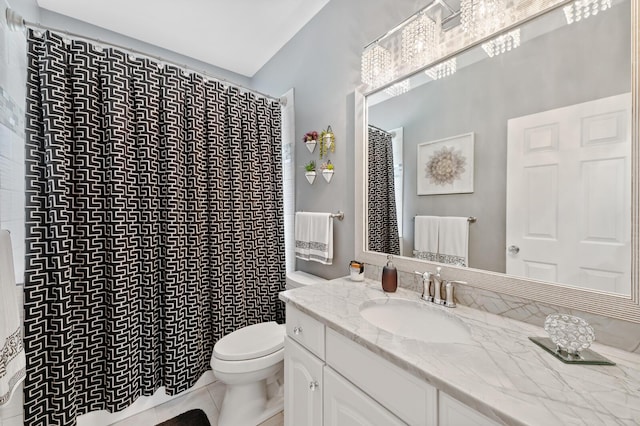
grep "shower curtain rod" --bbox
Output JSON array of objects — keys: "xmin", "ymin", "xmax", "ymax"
[{"xmin": 4, "ymin": 8, "xmax": 286, "ymax": 106}]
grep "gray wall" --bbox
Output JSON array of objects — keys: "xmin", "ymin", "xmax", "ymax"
[
  {"xmin": 253, "ymin": 0, "xmax": 433, "ymax": 279},
  {"xmin": 368, "ymin": 2, "xmax": 630, "ymax": 273}
]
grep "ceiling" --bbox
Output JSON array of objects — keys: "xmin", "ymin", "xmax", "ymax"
[{"xmin": 37, "ymin": 0, "xmax": 331, "ymax": 77}]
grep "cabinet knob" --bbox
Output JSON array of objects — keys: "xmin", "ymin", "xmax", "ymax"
[
  {"xmin": 309, "ymin": 380, "xmax": 319, "ymax": 391},
  {"xmin": 293, "ymin": 326, "xmax": 303, "ymax": 335}
]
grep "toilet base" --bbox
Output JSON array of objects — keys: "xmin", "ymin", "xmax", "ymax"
[{"xmin": 217, "ymin": 369, "xmax": 284, "ymax": 426}]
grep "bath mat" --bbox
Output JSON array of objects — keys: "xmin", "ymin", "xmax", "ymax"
[{"xmin": 156, "ymin": 409, "xmax": 211, "ymax": 426}]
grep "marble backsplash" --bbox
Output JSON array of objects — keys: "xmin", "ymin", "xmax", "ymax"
[{"xmin": 364, "ymin": 263, "xmax": 640, "ymax": 354}]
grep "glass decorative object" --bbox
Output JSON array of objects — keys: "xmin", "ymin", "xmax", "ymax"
[
  {"xmin": 563, "ymin": 0, "xmax": 612, "ymax": 24},
  {"xmin": 481, "ymin": 28, "xmax": 521, "ymax": 57},
  {"xmin": 460, "ymin": 0, "xmax": 506, "ymax": 38},
  {"xmin": 544, "ymin": 314, "xmax": 595, "ymax": 355},
  {"xmin": 401, "ymin": 13, "xmax": 437, "ymax": 68},
  {"xmin": 425, "ymin": 58, "xmax": 457, "ymax": 80},
  {"xmin": 361, "ymin": 44, "xmax": 393, "ymax": 87},
  {"xmin": 384, "ymin": 80, "xmax": 410, "ymax": 97}
]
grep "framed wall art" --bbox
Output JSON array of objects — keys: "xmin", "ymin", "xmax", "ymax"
[{"xmin": 417, "ymin": 132, "xmax": 474, "ymax": 195}]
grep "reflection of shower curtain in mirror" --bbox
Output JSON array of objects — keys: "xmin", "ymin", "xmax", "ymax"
[{"xmin": 368, "ymin": 126, "xmax": 400, "ymax": 255}]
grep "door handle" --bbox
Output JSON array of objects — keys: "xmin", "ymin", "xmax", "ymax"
[{"xmin": 508, "ymin": 245, "xmax": 520, "ymax": 255}]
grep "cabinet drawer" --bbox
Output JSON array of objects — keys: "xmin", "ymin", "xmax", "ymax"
[
  {"xmin": 286, "ymin": 305, "xmax": 325, "ymax": 360},
  {"xmin": 326, "ymin": 328, "xmax": 437, "ymax": 426}
]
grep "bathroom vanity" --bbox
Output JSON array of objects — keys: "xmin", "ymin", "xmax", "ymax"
[{"xmin": 280, "ymin": 278, "xmax": 640, "ymax": 425}]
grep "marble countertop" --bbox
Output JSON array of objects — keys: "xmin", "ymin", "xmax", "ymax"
[{"xmin": 279, "ymin": 277, "xmax": 640, "ymax": 426}]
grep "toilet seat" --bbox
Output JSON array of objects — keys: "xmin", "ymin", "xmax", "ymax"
[
  {"xmin": 214, "ymin": 322, "xmax": 285, "ymax": 361},
  {"xmin": 212, "ymin": 347, "xmax": 284, "ymax": 374}
]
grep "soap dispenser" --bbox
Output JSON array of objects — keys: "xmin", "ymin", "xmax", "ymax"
[{"xmin": 381, "ymin": 255, "xmax": 398, "ymax": 293}]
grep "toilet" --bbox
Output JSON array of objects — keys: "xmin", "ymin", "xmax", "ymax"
[{"xmin": 211, "ymin": 271, "xmax": 327, "ymax": 426}]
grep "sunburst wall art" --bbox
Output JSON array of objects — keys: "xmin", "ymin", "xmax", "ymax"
[{"xmin": 417, "ymin": 132, "xmax": 475, "ymax": 195}]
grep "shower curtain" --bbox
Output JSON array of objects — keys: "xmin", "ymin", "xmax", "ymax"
[
  {"xmin": 23, "ymin": 30, "xmax": 284, "ymax": 425},
  {"xmin": 367, "ymin": 126, "xmax": 400, "ymax": 255}
]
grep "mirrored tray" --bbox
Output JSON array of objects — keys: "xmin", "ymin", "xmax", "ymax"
[{"xmin": 529, "ymin": 337, "xmax": 616, "ymax": 365}]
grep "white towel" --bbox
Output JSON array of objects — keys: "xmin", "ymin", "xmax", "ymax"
[
  {"xmin": 295, "ymin": 212, "xmax": 333, "ymax": 265},
  {"xmin": 413, "ymin": 216, "xmax": 439, "ymax": 262},
  {"xmin": 438, "ymin": 217, "xmax": 469, "ymax": 267},
  {"xmin": 0, "ymin": 230, "xmax": 26, "ymax": 406}
]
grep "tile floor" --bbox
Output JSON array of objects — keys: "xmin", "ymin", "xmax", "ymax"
[
  {"xmin": 0, "ymin": 380, "xmax": 284, "ymax": 426},
  {"xmin": 111, "ymin": 381, "xmax": 284, "ymax": 426}
]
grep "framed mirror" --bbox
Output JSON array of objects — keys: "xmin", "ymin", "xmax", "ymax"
[{"xmin": 355, "ymin": 0, "xmax": 640, "ymax": 323}]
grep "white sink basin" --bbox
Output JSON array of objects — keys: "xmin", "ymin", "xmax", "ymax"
[{"xmin": 359, "ymin": 298, "xmax": 473, "ymax": 344}]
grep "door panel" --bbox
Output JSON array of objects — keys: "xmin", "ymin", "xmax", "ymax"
[{"xmin": 506, "ymin": 93, "xmax": 631, "ymax": 295}]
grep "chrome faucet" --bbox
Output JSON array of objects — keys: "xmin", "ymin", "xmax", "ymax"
[
  {"xmin": 444, "ymin": 280, "xmax": 466, "ymax": 308},
  {"xmin": 416, "ymin": 268, "xmax": 464, "ymax": 308},
  {"xmin": 433, "ymin": 267, "xmax": 445, "ymax": 305},
  {"xmin": 414, "ymin": 271, "xmax": 433, "ymax": 302}
]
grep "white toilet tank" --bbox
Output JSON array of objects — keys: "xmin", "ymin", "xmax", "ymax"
[{"xmin": 285, "ymin": 271, "xmax": 328, "ymax": 290}]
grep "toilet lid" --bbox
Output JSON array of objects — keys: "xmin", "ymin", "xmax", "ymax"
[{"xmin": 214, "ymin": 322, "xmax": 285, "ymax": 361}]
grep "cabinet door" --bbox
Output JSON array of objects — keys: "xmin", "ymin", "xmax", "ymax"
[
  {"xmin": 326, "ymin": 328, "xmax": 436, "ymax": 425},
  {"xmin": 284, "ymin": 337, "xmax": 323, "ymax": 426},
  {"xmin": 439, "ymin": 392, "xmax": 501, "ymax": 426},
  {"xmin": 324, "ymin": 367, "xmax": 406, "ymax": 426}
]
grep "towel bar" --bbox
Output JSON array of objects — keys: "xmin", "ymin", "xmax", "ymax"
[
  {"xmin": 330, "ymin": 211, "xmax": 344, "ymax": 221},
  {"xmin": 412, "ymin": 216, "xmax": 476, "ymax": 223},
  {"xmin": 297, "ymin": 211, "xmax": 344, "ymax": 221}
]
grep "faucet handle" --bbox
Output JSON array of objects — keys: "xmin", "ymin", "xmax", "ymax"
[
  {"xmin": 444, "ymin": 280, "xmax": 465, "ymax": 308},
  {"xmin": 422, "ymin": 272, "xmax": 433, "ymax": 302}
]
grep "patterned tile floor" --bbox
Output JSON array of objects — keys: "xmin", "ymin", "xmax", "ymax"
[{"xmin": 0, "ymin": 381, "xmax": 284, "ymax": 426}]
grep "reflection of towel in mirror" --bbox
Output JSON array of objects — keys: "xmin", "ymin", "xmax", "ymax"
[
  {"xmin": 0, "ymin": 230, "xmax": 26, "ymax": 406},
  {"xmin": 294, "ymin": 212, "xmax": 333, "ymax": 265},
  {"xmin": 438, "ymin": 217, "xmax": 469, "ymax": 267},
  {"xmin": 414, "ymin": 216, "xmax": 439, "ymax": 262}
]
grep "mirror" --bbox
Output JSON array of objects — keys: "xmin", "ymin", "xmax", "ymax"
[{"xmin": 356, "ymin": 0, "xmax": 640, "ymax": 322}]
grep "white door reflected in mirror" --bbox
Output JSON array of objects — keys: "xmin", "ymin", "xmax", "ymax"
[{"xmin": 506, "ymin": 93, "xmax": 631, "ymax": 295}]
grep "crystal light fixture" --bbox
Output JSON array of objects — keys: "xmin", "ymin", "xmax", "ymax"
[
  {"xmin": 425, "ymin": 58, "xmax": 457, "ymax": 80},
  {"xmin": 361, "ymin": 43, "xmax": 394, "ymax": 87},
  {"xmin": 460, "ymin": 0, "xmax": 506, "ymax": 38},
  {"xmin": 401, "ymin": 13, "xmax": 437, "ymax": 68},
  {"xmin": 481, "ymin": 28, "xmax": 520, "ymax": 57},
  {"xmin": 563, "ymin": 0, "xmax": 612, "ymax": 24},
  {"xmin": 384, "ymin": 80, "xmax": 410, "ymax": 97}
]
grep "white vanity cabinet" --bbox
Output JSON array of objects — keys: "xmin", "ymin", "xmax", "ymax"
[
  {"xmin": 285, "ymin": 305, "xmax": 325, "ymax": 426},
  {"xmin": 284, "ymin": 337, "xmax": 324, "ymax": 426},
  {"xmin": 324, "ymin": 367, "xmax": 406, "ymax": 426},
  {"xmin": 439, "ymin": 391, "xmax": 501, "ymax": 426},
  {"xmin": 285, "ymin": 304, "xmax": 500, "ymax": 426}
]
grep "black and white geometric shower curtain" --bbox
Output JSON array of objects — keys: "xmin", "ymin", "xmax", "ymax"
[
  {"xmin": 367, "ymin": 126, "xmax": 400, "ymax": 255},
  {"xmin": 24, "ymin": 30, "xmax": 285, "ymax": 426}
]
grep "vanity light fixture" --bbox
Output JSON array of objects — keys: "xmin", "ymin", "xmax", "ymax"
[
  {"xmin": 425, "ymin": 57, "xmax": 457, "ymax": 80},
  {"xmin": 361, "ymin": 43, "xmax": 394, "ymax": 87},
  {"xmin": 401, "ymin": 13, "xmax": 438, "ymax": 68},
  {"xmin": 384, "ymin": 80, "xmax": 411, "ymax": 97},
  {"xmin": 563, "ymin": 0, "xmax": 612, "ymax": 24},
  {"xmin": 481, "ymin": 28, "xmax": 520, "ymax": 57},
  {"xmin": 460, "ymin": 0, "xmax": 506, "ymax": 37}
]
